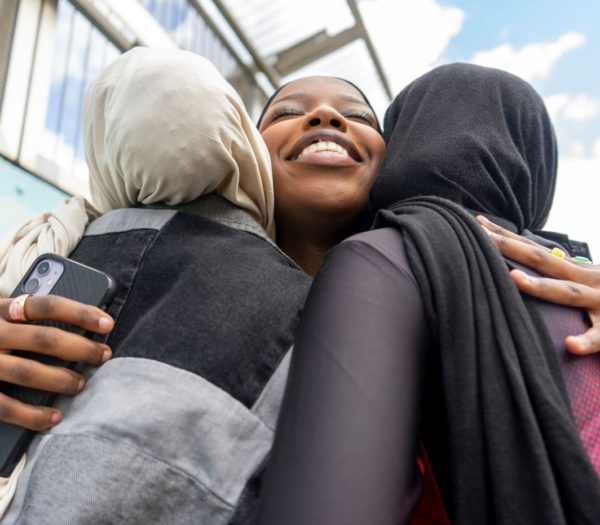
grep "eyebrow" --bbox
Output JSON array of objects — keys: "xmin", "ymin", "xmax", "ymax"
[{"xmin": 271, "ymin": 91, "xmax": 371, "ymax": 110}]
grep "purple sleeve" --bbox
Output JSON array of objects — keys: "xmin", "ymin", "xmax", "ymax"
[{"xmin": 257, "ymin": 228, "xmax": 431, "ymax": 525}]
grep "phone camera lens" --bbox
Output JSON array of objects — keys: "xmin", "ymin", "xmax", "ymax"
[
  {"xmin": 24, "ymin": 278, "xmax": 40, "ymax": 294},
  {"xmin": 37, "ymin": 261, "xmax": 51, "ymax": 276}
]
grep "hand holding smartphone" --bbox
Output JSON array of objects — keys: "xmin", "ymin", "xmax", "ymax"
[{"xmin": 0, "ymin": 254, "xmax": 116, "ymax": 477}]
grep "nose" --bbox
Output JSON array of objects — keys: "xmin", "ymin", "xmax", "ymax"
[{"xmin": 302, "ymin": 106, "xmax": 348, "ymax": 132}]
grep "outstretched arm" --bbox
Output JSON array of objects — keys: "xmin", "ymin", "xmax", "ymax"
[{"xmin": 257, "ymin": 229, "xmax": 430, "ymax": 525}]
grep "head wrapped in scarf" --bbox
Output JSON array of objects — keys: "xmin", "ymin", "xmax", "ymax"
[
  {"xmin": 85, "ymin": 46, "xmax": 274, "ymax": 229},
  {"xmin": 372, "ymin": 62, "xmax": 557, "ymax": 231},
  {"xmin": 0, "ymin": 47, "xmax": 274, "ymax": 296}
]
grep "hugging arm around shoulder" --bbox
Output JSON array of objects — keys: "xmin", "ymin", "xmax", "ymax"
[{"xmin": 257, "ymin": 227, "xmax": 431, "ymax": 525}]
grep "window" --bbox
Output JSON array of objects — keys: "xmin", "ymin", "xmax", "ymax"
[
  {"xmin": 40, "ymin": 0, "xmax": 120, "ymax": 193},
  {"xmin": 0, "ymin": 155, "xmax": 67, "ymax": 237},
  {"xmin": 0, "ymin": 0, "xmax": 19, "ymax": 116}
]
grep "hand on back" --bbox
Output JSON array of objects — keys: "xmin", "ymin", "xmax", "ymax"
[
  {"xmin": 0, "ymin": 295, "xmax": 113, "ymax": 430},
  {"xmin": 478, "ymin": 216, "xmax": 600, "ymax": 355}
]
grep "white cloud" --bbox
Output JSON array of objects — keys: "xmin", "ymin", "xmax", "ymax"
[
  {"xmin": 544, "ymin": 93, "xmax": 600, "ymax": 122},
  {"xmin": 469, "ymin": 32, "xmax": 585, "ymax": 82},
  {"xmin": 360, "ymin": 0, "xmax": 465, "ymax": 91},
  {"xmin": 546, "ymin": 137, "xmax": 600, "ymax": 259},
  {"xmin": 566, "ymin": 141, "xmax": 587, "ymax": 157}
]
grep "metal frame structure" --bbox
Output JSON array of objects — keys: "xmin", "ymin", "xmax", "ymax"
[
  {"xmin": 211, "ymin": 0, "xmax": 392, "ymax": 98},
  {"xmin": 68, "ymin": 0, "xmax": 135, "ymax": 51}
]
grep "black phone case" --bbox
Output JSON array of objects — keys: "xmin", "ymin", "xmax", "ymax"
[{"xmin": 0, "ymin": 254, "xmax": 117, "ymax": 477}]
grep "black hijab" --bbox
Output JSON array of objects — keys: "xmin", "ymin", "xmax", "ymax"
[
  {"xmin": 372, "ymin": 62, "xmax": 556, "ymax": 231},
  {"xmin": 372, "ymin": 64, "xmax": 600, "ymax": 524}
]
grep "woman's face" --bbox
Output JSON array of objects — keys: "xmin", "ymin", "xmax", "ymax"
[{"xmin": 259, "ymin": 77, "xmax": 386, "ymax": 230}]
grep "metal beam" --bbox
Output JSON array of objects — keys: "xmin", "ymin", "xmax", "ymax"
[
  {"xmin": 69, "ymin": 0, "xmax": 135, "ymax": 51},
  {"xmin": 274, "ymin": 24, "xmax": 363, "ymax": 77},
  {"xmin": 188, "ymin": 0, "xmax": 266, "ymax": 99},
  {"xmin": 0, "ymin": 0, "xmax": 20, "ymax": 114},
  {"xmin": 210, "ymin": 0, "xmax": 280, "ymax": 88},
  {"xmin": 346, "ymin": 0, "xmax": 392, "ymax": 100}
]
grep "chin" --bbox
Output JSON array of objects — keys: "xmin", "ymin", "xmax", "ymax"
[{"xmin": 308, "ymin": 189, "xmax": 369, "ymax": 219}]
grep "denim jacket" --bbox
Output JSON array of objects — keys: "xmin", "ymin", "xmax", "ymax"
[{"xmin": 3, "ymin": 195, "xmax": 310, "ymax": 524}]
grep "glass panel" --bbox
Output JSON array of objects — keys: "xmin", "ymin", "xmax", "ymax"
[
  {"xmin": 141, "ymin": 0, "xmax": 260, "ymax": 110},
  {"xmin": 222, "ymin": 0, "xmax": 354, "ymax": 57},
  {"xmin": 0, "ymin": 0, "xmax": 19, "ymax": 114},
  {"xmin": 285, "ymin": 39, "xmax": 389, "ymax": 118},
  {"xmin": 41, "ymin": 0, "xmax": 120, "ymax": 191},
  {"xmin": 0, "ymin": 155, "xmax": 68, "ymax": 237}
]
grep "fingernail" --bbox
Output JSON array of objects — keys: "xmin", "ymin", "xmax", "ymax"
[
  {"xmin": 101, "ymin": 349, "xmax": 112, "ymax": 363},
  {"xmin": 8, "ymin": 300, "xmax": 23, "ymax": 320},
  {"xmin": 573, "ymin": 256, "xmax": 592, "ymax": 264},
  {"xmin": 477, "ymin": 215, "xmax": 490, "ymax": 224},
  {"xmin": 511, "ymin": 269, "xmax": 528, "ymax": 279},
  {"xmin": 551, "ymin": 247, "xmax": 566, "ymax": 259},
  {"xmin": 77, "ymin": 378, "xmax": 85, "ymax": 392},
  {"xmin": 569, "ymin": 335, "xmax": 588, "ymax": 354},
  {"xmin": 98, "ymin": 316, "xmax": 112, "ymax": 331},
  {"xmin": 50, "ymin": 411, "xmax": 62, "ymax": 424}
]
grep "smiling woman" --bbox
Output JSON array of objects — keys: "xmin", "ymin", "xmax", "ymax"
[{"xmin": 259, "ymin": 76, "xmax": 386, "ymax": 276}]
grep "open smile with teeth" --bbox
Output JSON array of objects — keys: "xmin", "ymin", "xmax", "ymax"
[{"xmin": 295, "ymin": 140, "xmax": 350, "ymax": 160}]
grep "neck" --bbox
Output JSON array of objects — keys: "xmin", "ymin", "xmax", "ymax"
[
  {"xmin": 277, "ymin": 237, "xmax": 332, "ymax": 277},
  {"xmin": 277, "ymin": 215, "xmax": 360, "ymax": 277}
]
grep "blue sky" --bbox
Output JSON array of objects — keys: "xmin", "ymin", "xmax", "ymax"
[
  {"xmin": 445, "ymin": 0, "xmax": 600, "ymax": 152},
  {"xmin": 361, "ymin": 0, "xmax": 600, "ymax": 256},
  {"xmin": 446, "ymin": 0, "xmax": 599, "ymax": 93}
]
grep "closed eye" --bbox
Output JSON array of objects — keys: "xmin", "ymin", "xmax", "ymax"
[
  {"xmin": 343, "ymin": 111, "xmax": 376, "ymax": 127},
  {"xmin": 268, "ymin": 108, "xmax": 304, "ymax": 122}
]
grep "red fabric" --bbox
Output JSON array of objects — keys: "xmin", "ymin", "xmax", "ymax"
[{"xmin": 409, "ymin": 446, "xmax": 451, "ymax": 525}]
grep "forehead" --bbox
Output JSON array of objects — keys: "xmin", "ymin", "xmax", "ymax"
[{"xmin": 270, "ymin": 77, "xmax": 368, "ymax": 108}]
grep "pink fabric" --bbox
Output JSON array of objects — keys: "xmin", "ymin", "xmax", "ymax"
[{"xmin": 559, "ymin": 324, "xmax": 600, "ymax": 475}]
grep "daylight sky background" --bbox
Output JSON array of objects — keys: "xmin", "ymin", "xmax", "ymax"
[
  {"xmin": 4, "ymin": 0, "xmax": 597, "ymax": 257},
  {"xmin": 359, "ymin": 0, "xmax": 600, "ymax": 258}
]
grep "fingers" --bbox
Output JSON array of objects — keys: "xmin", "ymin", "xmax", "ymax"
[
  {"xmin": 565, "ymin": 323, "xmax": 600, "ymax": 355},
  {"xmin": 476, "ymin": 216, "xmax": 540, "ymax": 247},
  {"xmin": 566, "ymin": 309, "xmax": 600, "ymax": 355},
  {"xmin": 0, "ymin": 322, "xmax": 112, "ymax": 365},
  {"xmin": 0, "ymin": 352, "xmax": 85, "ymax": 394},
  {"xmin": 477, "ymin": 216, "xmax": 598, "ymax": 286},
  {"xmin": 0, "ymin": 392, "xmax": 62, "ymax": 431},
  {"xmin": 0, "ymin": 295, "xmax": 113, "ymax": 365},
  {"xmin": 0, "ymin": 295, "xmax": 113, "ymax": 334},
  {"xmin": 0, "ymin": 295, "xmax": 113, "ymax": 431},
  {"xmin": 510, "ymin": 270, "xmax": 600, "ymax": 355},
  {"xmin": 510, "ymin": 270, "xmax": 600, "ymax": 309}
]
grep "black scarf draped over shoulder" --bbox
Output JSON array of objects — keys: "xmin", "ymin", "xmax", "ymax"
[{"xmin": 371, "ymin": 63, "xmax": 600, "ymax": 524}]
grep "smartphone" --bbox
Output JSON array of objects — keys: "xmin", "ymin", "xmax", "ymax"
[{"xmin": 0, "ymin": 254, "xmax": 117, "ymax": 477}]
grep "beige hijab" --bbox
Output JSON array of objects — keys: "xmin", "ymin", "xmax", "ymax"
[{"xmin": 0, "ymin": 47, "xmax": 274, "ymax": 297}]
